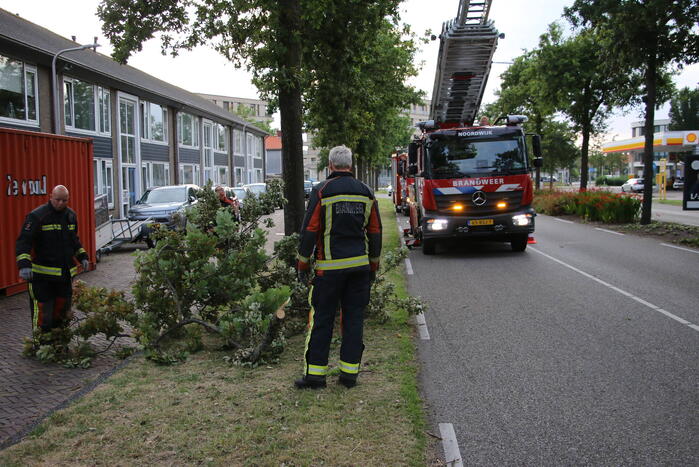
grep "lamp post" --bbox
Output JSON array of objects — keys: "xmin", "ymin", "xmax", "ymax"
[{"xmin": 52, "ymin": 42, "xmax": 100, "ymax": 134}]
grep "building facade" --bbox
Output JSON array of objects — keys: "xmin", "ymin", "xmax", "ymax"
[
  {"xmin": 0, "ymin": 8, "xmax": 267, "ymax": 219},
  {"xmin": 197, "ymin": 93, "xmax": 273, "ymax": 126}
]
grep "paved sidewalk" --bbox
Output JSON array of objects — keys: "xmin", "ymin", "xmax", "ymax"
[{"xmin": 0, "ymin": 246, "xmax": 140, "ymax": 449}]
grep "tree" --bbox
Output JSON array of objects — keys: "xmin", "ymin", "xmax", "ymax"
[
  {"xmin": 540, "ymin": 119, "xmax": 580, "ymax": 186},
  {"xmin": 566, "ymin": 0, "xmax": 699, "ymax": 224},
  {"xmin": 536, "ymin": 23, "xmax": 640, "ymax": 192},
  {"xmin": 98, "ymin": 1, "xmax": 416, "ymax": 234},
  {"xmin": 303, "ymin": 15, "xmax": 422, "ymax": 182},
  {"xmin": 669, "ymin": 86, "xmax": 699, "ymax": 131},
  {"xmin": 233, "ymin": 105, "xmax": 276, "ymax": 135}
]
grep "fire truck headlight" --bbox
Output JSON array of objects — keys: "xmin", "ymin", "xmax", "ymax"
[
  {"xmin": 427, "ymin": 218, "xmax": 448, "ymax": 231},
  {"xmin": 512, "ymin": 214, "xmax": 532, "ymax": 226}
]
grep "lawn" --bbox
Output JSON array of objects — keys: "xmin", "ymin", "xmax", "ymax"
[{"xmin": 0, "ymin": 198, "xmax": 428, "ymax": 466}]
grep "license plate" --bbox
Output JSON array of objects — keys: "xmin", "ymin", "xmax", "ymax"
[{"xmin": 468, "ymin": 219, "xmax": 494, "ymax": 226}]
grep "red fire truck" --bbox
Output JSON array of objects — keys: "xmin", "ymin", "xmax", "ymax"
[{"xmin": 404, "ymin": 0, "xmax": 542, "ymax": 254}]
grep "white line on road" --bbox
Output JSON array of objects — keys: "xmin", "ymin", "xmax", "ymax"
[
  {"xmin": 554, "ymin": 218, "xmax": 574, "ymax": 224},
  {"xmin": 438, "ymin": 423, "xmax": 463, "ymax": 467},
  {"xmin": 416, "ymin": 313, "xmax": 430, "ymax": 340},
  {"xmin": 530, "ymin": 247, "xmax": 698, "ymax": 333},
  {"xmin": 405, "ymin": 258, "xmax": 414, "ymax": 275},
  {"xmin": 661, "ymin": 243, "xmax": 699, "ymax": 255},
  {"xmin": 595, "ymin": 227, "xmax": 624, "ymax": 236}
]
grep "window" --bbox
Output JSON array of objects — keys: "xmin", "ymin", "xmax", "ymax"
[
  {"xmin": 235, "ymin": 167, "xmax": 243, "ymax": 186},
  {"xmin": 0, "ymin": 54, "xmax": 38, "ymax": 124},
  {"xmin": 93, "ymin": 159, "xmax": 114, "ymax": 208},
  {"xmin": 177, "ymin": 112, "xmax": 199, "ymax": 147},
  {"xmin": 215, "ymin": 124, "xmax": 227, "ymax": 152},
  {"xmin": 141, "ymin": 161, "xmax": 169, "ymax": 189},
  {"xmin": 141, "ymin": 101, "xmax": 168, "ymax": 143},
  {"xmin": 64, "ymin": 77, "xmax": 111, "ymax": 133},
  {"xmin": 246, "ymin": 133, "xmax": 254, "ymax": 157},
  {"xmin": 216, "ymin": 166, "xmax": 229, "ymax": 185},
  {"xmin": 254, "ymin": 135, "xmax": 263, "ymax": 159},
  {"xmin": 256, "ymin": 169, "xmax": 263, "ymax": 183},
  {"xmin": 179, "ymin": 163, "xmax": 200, "ymax": 185},
  {"xmin": 98, "ymin": 87, "xmax": 110, "ymax": 134},
  {"xmin": 233, "ymin": 129, "xmax": 243, "ymax": 154}
]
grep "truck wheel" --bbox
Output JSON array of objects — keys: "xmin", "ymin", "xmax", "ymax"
[
  {"xmin": 510, "ymin": 234, "xmax": 528, "ymax": 252},
  {"xmin": 423, "ymin": 239, "xmax": 436, "ymax": 255}
]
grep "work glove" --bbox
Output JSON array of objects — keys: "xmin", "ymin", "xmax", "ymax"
[
  {"xmin": 81, "ymin": 259, "xmax": 89, "ymax": 271},
  {"xmin": 297, "ymin": 269, "xmax": 310, "ymax": 284},
  {"xmin": 19, "ymin": 267, "xmax": 33, "ymax": 281}
]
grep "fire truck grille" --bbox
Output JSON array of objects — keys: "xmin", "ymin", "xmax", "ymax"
[{"xmin": 435, "ymin": 190, "xmax": 524, "ymax": 216}]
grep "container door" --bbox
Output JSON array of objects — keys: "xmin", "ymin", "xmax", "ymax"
[{"xmin": 118, "ymin": 95, "xmax": 140, "ymax": 216}]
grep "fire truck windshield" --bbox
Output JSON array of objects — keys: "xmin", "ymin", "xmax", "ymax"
[{"xmin": 427, "ymin": 135, "xmax": 527, "ymax": 179}]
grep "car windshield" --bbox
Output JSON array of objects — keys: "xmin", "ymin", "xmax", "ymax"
[
  {"xmin": 427, "ymin": 135, "xmax": 526, "ymax": 179},
  {"xmin": 304, "ymin": 181, "xmax": 312, "ymax": 189},
  {"xmin": 233, "ymin": 188, "xmax": 247, "ymax": 200},
  {"xmin": 246, "ymin": 184, "xmax": 266, "ymax": 195},
  {"xmin": 139, "ymin": 187, "xmax": 187, "ymax": 204}
]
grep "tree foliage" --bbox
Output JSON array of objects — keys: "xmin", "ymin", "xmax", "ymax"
[
  {"xmin": 565, "ymin": 0, "xmax": 699, "ymax": 223},
  {"xmin": 669, "ymin": 86, "xmax": 699, "ymax": 131}
]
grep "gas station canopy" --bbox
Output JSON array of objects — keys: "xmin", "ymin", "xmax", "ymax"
[{"xmin": 602, "ymin": 130, "xmax": 699, "ymax": 154}]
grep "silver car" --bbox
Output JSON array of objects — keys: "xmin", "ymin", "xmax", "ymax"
[{"xmin": 621, "ymin": 178, "xmax": 644, "ymax": 193}]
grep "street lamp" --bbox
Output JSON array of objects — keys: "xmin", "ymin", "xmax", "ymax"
[{"xmin": 52, "ymin": 41, "xmax": 100, "ymax": 134}]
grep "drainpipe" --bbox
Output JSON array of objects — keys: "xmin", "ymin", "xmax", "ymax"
[{"xmin": 51, "ymin": 41, "xmax": 100, "ymax": 134}]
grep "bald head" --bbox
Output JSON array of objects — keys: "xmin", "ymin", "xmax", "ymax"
[{"xmin": 50, "ymin": 185, "xmax": 70, "ymax": 211}]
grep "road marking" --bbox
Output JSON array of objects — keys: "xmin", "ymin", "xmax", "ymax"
[
  {"xmin": 554, "ymin": 218, "xmax": 574, "ymax": 224},
  {"xmin": 530, "ymin": 247, "xmax": 698, "ymax": 333},
  {"xmin": 405, "ymin": 258, "xmax": 414, "ymax": 275},
  {"xmin": 595, "ymin": 227, "xmax": 624, "ymax": 236},
  {"xmin": 416, "ymin": 313, "xmax": 430, "ymax": 340},
  {"xmin": 661, "ymin": 243, "xmax": 699, "ymax": 255},
  {"xmin": 438, "ymin": 423, "xmax": 463, "ymax": 467}
]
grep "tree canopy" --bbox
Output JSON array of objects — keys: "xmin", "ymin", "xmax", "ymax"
[
  {"xmin": 669, "ymin": 87, "xmax": 699, "ymax": 131},
  {"xmin": 565, "ymin": 0, "xmax": 699, "ymax": 223}
]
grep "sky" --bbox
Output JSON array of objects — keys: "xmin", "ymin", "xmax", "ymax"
[{"xmin": 3, "ymin": 0, "xmax": 698, "ymax": 140}]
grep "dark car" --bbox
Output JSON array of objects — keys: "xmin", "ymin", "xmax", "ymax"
[
  {"xmin": 128, "ymin": 184, "xmax": 199, "ymax": 246},
  {"xmin": 304, "ymin": 180, "xmax": 313, "ymax": 198}
]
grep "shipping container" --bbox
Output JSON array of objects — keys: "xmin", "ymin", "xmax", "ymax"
[{"xmin": 1, "ymin": 128, "xmax": 95, "ymax": 296}]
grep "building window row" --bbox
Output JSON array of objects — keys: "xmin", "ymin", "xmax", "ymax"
[{"xmin": 0, "ymin": 54, "xmax": 38, "ymax": 124}]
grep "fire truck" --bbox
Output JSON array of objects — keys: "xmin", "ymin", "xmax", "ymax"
[
  {"xmin": 390, "ymin": 151, "xmax": 413, "ymax": 214},
  {"xmin": 405, "ymin": 0, "xmax": 542, "ymax": 254}
]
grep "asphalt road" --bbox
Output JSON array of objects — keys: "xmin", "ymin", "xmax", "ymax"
[{"xmin": 405, "ymin": 213, "xmax": 699, "ymax": 465}]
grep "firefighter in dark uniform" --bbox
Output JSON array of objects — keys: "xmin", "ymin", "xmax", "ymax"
[
  {"xmin": 15, "ymin": 185, "xmax": 89, "ymax": 334},
  {"xmin": 295, "ymin": 145, "xmax": 382, "ymax": 389}
]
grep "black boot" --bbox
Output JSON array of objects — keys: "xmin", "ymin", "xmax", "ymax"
[
  {"xmin": 338, "ymin": 374, "xmax": 357, "ymax": 388},
  {"xmin": 294, "ymin": 374, "xmax": 326, "ymax": 389}
]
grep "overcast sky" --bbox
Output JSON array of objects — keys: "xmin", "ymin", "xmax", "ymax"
[{"xmin": 3, "ymin": 0, "xmax": 698, "ymax": 140}]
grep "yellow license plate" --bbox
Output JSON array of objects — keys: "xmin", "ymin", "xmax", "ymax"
[{"xmin": 468, "ymin": 219, "xmax": 494, "ymax": 226}]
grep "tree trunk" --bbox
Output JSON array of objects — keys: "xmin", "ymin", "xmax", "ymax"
[
  {"xmin": 279, "ymin": 0, "xmax": 305, "ymax": 235},
  {"xmin": 579, "ymin": 121, "xmax": 591, "ymax": 192},
  {"xmin": 640, "ymin": 53, "xmax": 657, "ymax": 225}
]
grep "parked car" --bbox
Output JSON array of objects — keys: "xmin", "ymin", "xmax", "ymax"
[
  {"xmin": 387, "ymin": 184, "xmax": 393, "ymax": 197},
  {"xmin": 673, "ymin": 177, "xmax": 684, "ymax": 190},
  {"xmin": 231, "ymin": 187, "xmax": 247, "ymax": 207},
  {"xmin": 621, "ymin": 178, "xmax": 644, "ymax": 193},
  {"xmin": 541, "ymin": 175, "xmax": 558, "ymax": 183},
  {"xmin": 304, "ymin": 180, "xmax": 313, "ymax": 198},
  {"xmin": 243, "ymin": 183, "xmax": 276, "ymax": 213},
  {"xmin": 128, "ymin": 184, "xmax": 199, "ymax": 246}
]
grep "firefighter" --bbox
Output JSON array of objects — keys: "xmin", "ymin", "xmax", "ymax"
[
  {"xmin": 295, "ymin": 145, "xmax": 382, "ymax": 389},
  {"xmin": 15, "ymin": 185, "xmax": 89, "ymax": 335}
]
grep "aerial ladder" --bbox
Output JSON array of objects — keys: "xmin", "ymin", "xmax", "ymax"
[{"xmin": 429, "ymin": 0, "xmax": 501, "ymax": 126}]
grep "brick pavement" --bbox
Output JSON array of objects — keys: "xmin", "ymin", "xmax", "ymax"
[{"xmin": 0, "ymin": 245, "xmax": 141, "ymax": 449}]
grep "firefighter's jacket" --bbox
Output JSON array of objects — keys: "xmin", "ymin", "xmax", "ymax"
[
  {"xmin": 297, "ymin": 171, "xmax": 382, "ymax": 274},
  {"xmin": 16, "ymin": 202, "xmax": 88, "ymax": 281}
]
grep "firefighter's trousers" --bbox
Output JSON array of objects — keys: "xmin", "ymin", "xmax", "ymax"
[
  {"xmin": 28, "ymin": 279, "xmax": 72, "ymax": 333},
  {"xmin": 304, "ymin": 270, "xmax": 371, "ymax": 381}
]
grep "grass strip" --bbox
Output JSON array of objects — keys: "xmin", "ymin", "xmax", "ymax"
[
  {"xmin": 0, "ymin": 197, "xmax": 427, "ymax": 466},
  {"xmin": 655, "ymin": 199, "xmax": 682, "ymax": 206}
]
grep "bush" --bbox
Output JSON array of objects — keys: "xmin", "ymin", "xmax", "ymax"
[{"xmin": 534, "ymin": 189, "xmax": 641, "ymax": 223}]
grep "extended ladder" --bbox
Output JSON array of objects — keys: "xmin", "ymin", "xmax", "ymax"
[{"xmin": 429, "ymin": 0, "xmax": 500, "ymax": 126}]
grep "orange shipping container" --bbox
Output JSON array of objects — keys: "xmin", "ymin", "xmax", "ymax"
[{"xmin": 1, "ymin": 128, "xmax": 95, "ymax": 296}]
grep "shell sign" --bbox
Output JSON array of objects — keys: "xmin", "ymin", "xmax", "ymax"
[{"xmin": 686, "ymin": 132, "xmax": 697, "ymax": 143}]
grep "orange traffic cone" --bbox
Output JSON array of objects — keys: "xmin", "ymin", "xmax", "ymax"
[{"xmin": 527, "ymin": 234, "xmax": 537, "ymax": 244}]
